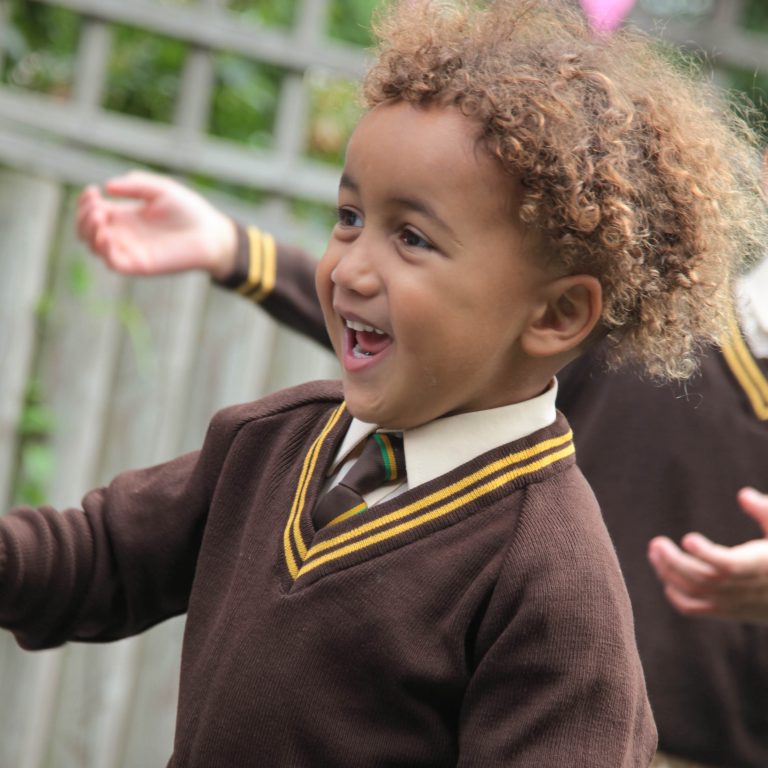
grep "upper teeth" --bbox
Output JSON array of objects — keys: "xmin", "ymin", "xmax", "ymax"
[{"xmin": 346, "ymin": 319, "xmax": 385, "ymax": 335}]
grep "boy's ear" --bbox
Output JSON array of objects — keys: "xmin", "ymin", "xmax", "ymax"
[{"xmin": 521, "ymin": 274, "xmax": 603, "ymax": 358}]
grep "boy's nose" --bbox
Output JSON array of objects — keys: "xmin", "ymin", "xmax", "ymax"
[{"xmin": 331, "ymin": 243, "xmax": 380, "ymax": 297}]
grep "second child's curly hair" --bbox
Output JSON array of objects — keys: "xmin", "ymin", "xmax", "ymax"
[{"xmin": 362, "ymin": 0, "xmax": 768, "ymax": 378}]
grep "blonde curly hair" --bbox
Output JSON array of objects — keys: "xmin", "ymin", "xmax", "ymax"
[{"xmin": 362, "ymin": 0, "xmax": 768, "ymax": 378}]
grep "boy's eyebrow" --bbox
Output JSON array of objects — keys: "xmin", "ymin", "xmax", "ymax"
[{"xmin": 339, "ymin": 173, "xmax": 461, "ymax": 243}]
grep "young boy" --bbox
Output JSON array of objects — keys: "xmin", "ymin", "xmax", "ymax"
[
  {"xmin": 79, "ymin": 176, "xmax": 768, "ymax": 767},
  {"xmin": 8, "ymin": 1, "xmax": 768, "ymax": 765}
]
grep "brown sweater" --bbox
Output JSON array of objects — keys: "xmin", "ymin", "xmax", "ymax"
[
  {"xmin": 221, "ymin": 230, "xmax": 768, "ymax": 766},
  {"xmin": 0, "ymin": 381, "xmax": 656, "ymax": 766}
]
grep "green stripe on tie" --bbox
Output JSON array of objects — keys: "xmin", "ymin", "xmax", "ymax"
[{"xmin": 373, "ymin": 433, "xmax": 393, "ymax": 481}]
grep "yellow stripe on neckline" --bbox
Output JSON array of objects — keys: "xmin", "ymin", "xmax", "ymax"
[
  {"xmin": 304, "ymin": 429, "xmax": 573, "ymax": 563},
  {"xmin": 297, "ymin": 442, "xmax": 575, "ymax": 579},
  {"xmin": 328, "ymin": 501, "xmax": 368, "ymax": 528},
  {"xmin": 721, "ymin": 316, "xmax": 768, "ymax": 420},
  {"xmin": 283, "ymin": 403, "xmax": 346, "ymax": 579}
]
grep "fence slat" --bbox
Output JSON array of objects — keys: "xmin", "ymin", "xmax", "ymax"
[
  {"xmin": 0, "ymin": 89, "xmax": 341, "ymax": 203},
  {"xmin": 38, "ymin": 0, "xmax": 367, "ymax": 76},
  {"xmin": 72, "ymin": 20, "xmax": 111, "ymax": 111},
  {"xmin": 0, "ymin": 170, "xmax": 62, "ymax": 768},
  {"xmin": 0, "ymin": 171, "xmax": 60, "ymax": 508}
]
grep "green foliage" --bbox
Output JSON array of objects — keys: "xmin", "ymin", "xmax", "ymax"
[
  {"xmin": 18, "ymin": 379, "xmax": 56, "ymax": 437},
  {"xmin": 306, "ymin": 72, "xmax": 362, "ymax": 165},
  {"xmin": 104, "ymin": 25, "xmax": 187, "ymax": 123},
  {"xmin": 67, "ymin": 255, "xmax": 92, "ymax": 298},
  {"xmin": 1, "ymin": 0, "xmax": 79, "ymax": 95},
  {"xmin": 188, "ymin": 174, "xmax": 268, "ymax": 206},
  {"xmin": 722, "ymin": 66, "xmax": 768, "ymax": 141},
  {"xmin": 328, "ymin": 0, "xmax": 378, "ymax": 46},
  {"xmin": 291, "ymin": 197, "xmax": 339, "ymax": 232},
  {"xmin": 743, "ymin": 0, "xmax": 768, "ymax": 32},
  {"xmin": 116, "ymin": 294, "xmax": 156, "ymax": 377},
  {"xmin": 13, "ymin": 378, "xmax": 56, "ymax": 507},
  {"xmin": 225, "ymin": 0, "xmax": 298, "ymax": 27},
  {"xmin": 209, "ymin": 55, "xmax": 282, "ymax": 147}
]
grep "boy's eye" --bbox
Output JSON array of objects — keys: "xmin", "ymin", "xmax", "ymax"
[
  {"xmin": 337, "ymin": 207, "xmax": 363, "ymax": 228},
  {"xmin": 401, "ymin": 227, "xmax": 433, "ymax": 250}
]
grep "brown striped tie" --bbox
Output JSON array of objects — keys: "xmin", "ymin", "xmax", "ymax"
[{"xmin": 313, "ymin": 433, "xmax": 406, "ymax": 529}]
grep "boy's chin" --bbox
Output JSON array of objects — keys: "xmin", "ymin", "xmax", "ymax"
[
  {"xmin": 343, "ymin": 389, "xmax": 433, "ymax": 431},
  {"xmin": 343, "ymin": 388, "xmax": 403, "ymax": 430}
]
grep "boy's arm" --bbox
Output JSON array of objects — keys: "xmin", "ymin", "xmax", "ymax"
[
  {"xmin": 215, "ymin": 223, "xmax": 331, "ymax": 349},
  {"xmin": 457, "ymin": 480, "xmax": 657, "ymax": 767},
  {"xmin": 77, "ymin": 171, "xmax": 331, "ymax": 349},
  {"xmin": 647, "ymin": 486, "xmax": 768, "ymax": 625},
  {"xmin": 0, "ymin": 405, "xmax": 240, "ymax": 650}
]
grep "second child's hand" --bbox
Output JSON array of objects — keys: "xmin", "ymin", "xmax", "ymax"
[{"xmin": 647, "ymin": 487, "xmax": 768, "ymax": 625}]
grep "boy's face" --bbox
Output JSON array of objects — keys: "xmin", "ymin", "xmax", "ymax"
[{"xmin": 316, "ymin": 101, "xmax": 553, "ymax": 429}]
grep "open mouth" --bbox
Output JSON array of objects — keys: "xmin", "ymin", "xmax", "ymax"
[{"xmin": 345, "ymin": 319, "xmax": 392, "ymax": 359}]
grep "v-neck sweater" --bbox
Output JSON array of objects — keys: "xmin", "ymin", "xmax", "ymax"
[{"xmin": 0, "ymin": 381, "xmax": 655, "ymax": 767}]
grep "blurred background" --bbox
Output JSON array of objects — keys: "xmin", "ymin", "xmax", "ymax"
[{"xmin": 0, "ymin": 1, "xmax": 766, "ymax": 765}]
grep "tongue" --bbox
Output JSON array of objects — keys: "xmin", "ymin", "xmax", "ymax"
[{"xmin": 356, "ymin": 330, "xmax": 391, "ymax": 355}]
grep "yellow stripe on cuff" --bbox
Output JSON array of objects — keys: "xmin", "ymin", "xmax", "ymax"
[
  {"xmin": 237, "ymin": 226, "xmax": 263, "ymax": 295},
  {"xmin": 250, "ymin": 232, "xmax": 277, "ymax": 304}
]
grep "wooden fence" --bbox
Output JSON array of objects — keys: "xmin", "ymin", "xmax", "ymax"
[
  {"xmin": 0, "ymin": 167, "xmax": 339, "ymax": 768},
  {"xmin": 0, "ymin": 0, "xmax": 766, "ymax": 766}
]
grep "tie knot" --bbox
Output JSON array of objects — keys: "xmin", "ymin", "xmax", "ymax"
[
  {"xmin": 343, "ymin": 432, "xmax": 405, "ymax": 496},
  {"xmin": 312, "ymin": 432, "xmax": 406, "ymax": 529},
  {"xmin": 370, "ymin": 432, "xmax": 405, "ymax": 484}
]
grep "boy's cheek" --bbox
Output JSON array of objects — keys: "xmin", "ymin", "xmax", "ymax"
[
  {"xmin": 315, "ymin": 261, "xmax": 344, "ymax": 359},
  {"xmin": 315, "ymin": 257, "xmax": 335, "ymax": 313}
]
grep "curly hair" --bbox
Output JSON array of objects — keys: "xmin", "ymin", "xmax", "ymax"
[{"xmin": 361, "ymin": 0, "xmax": 768, "ymax": 379}]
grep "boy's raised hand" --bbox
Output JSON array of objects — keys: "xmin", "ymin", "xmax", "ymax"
[
  {"xmin": 76, "ymin": 170, "xmax": 237, "ymax": 281},
  {"xmin": 647, "ymin": 487, "xmax": 768, "ymax": 625}
]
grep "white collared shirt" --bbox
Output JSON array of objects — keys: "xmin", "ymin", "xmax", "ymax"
[
  {"xmin": 738, "ymin": 257, "xmax": 768, "ymax": 358},
  {"xmin": 326, "ymin": 380, "xmax": 558, "ymax": 508}
]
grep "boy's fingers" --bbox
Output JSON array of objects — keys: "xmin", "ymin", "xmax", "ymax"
[
  {"xmin": 104, "ymin": 170, "xmax": 165, "ymax": 202},
  {"xmin": 94, "ymin": 228, "xmax": 114, "ymax": 260},
  {"xmin": 76, "ymin": 210, "xmax": 98, "ymax": 247},
  {"xmin": 75, "ymin": 187, "xmax": 99, "ymax": 234},
  {"xmin": 76, "ymin": 184, "xmax": 100, "ymax": 207}
]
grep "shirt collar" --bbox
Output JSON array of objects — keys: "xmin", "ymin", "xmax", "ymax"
[
  {"xmin": 737, "ymin": 257, "xmax": 768, "ymax": 357},
  {"xmin": 332, "ymin": 379, "xmax": 558, "ymax": 489}
]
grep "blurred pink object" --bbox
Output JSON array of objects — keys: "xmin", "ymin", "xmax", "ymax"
[{"xmin": 580, "ymin": 0, "xmax": 636, "ymax": 34}]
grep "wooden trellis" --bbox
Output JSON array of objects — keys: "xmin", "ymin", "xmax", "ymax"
[{"xmin": 0, "ymin": 1, "xmax": 765, "ymax": 766}]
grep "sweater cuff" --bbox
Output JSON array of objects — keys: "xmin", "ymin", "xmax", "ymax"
[{"xmin": 212, "ymin": 220, "xmax": 277, "ymax": 304}]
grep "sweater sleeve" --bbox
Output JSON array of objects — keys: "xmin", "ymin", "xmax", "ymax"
[
  {"xmin": 213, "ymin": 221, "xmax": 331, "ymax": 350},
  {"xmin": 457, "ymin": 471, "xmax": 657, "ymax": 767},
  {"xmin": 0, "ymin": 404, "xmax": 246, "ymax": 651}
]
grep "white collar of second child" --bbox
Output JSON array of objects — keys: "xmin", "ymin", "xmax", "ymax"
[{"xmin": 332, "ymin": 379, "xmax": 558, "ymax": 491}]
